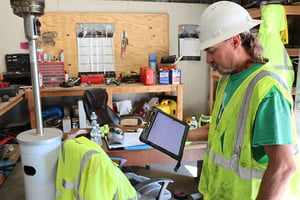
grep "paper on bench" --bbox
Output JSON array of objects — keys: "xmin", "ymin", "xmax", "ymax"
[{"xmin": 105, "ymin": 128, "xmax": 145, "ymax": 149}]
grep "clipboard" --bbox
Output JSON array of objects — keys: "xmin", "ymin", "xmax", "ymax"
[{"xmin": 139, "ymin": 107, "xmax": 189, "ymax": 171}]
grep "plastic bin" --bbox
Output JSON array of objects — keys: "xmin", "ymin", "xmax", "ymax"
[{"xmin": 38, "ymin": 62, "xmax": 65, "ymax": 86}]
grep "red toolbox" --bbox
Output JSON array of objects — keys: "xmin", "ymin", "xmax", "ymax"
[{"xmin": 80, "ymin": 74, "xmax": 104, "ymax": 84}]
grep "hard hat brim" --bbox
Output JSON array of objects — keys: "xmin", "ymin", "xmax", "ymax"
[{"xmin": 199, "ymin": 19, "xmax": 261, "ymax": 51}]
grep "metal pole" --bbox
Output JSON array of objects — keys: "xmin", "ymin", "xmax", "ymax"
[{"xmin": 24, "ymin": 14, "xmax": 44, "ymax": 135}]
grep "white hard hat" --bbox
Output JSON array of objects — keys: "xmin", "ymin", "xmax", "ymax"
[{"xmin": 198, "ymin": 1, "xmax": 261, "ymax": 50}]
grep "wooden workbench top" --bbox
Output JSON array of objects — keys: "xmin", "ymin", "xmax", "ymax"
[{"xmin": 0, "ymin": 90, "xmax": 25, "ymax": 116}]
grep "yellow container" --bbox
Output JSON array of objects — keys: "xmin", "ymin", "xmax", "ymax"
[{"xmin": 155, "ymin": 99, "xmax": 177, "ymax": 117}]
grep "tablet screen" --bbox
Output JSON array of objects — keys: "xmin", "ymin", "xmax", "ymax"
[
  {"xmin": 140, "ymin": 107, "xmax": 189, "ymax": 171},
  {"xmin": 147, "ymin": 111, "xmax": 187, "ymax": 155}
]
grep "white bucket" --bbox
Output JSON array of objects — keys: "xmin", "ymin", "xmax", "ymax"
[{"xmin": 17, "ymin": 128, "xmax": 62, "ymax": 200}]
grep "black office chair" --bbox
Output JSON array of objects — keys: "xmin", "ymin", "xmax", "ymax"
[
  {"xmin": 110, "ymin": 156, "xmax": 173, "ymax": 200},
  {"xmin": 82, "ymin": 88, "xmax": 144, "ymax": 127}
]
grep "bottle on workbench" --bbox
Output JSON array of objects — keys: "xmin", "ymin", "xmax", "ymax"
[
  {"xmin": 59, "ymin": 49, "xmax": 64, "ymax": 62},
  {"xmin": 189, "ymin": 115, "xmax": 198, "ymax": 130},
  {"xmin": 90, "ymin": 112, "xmax": 102, "ymax": 146}
]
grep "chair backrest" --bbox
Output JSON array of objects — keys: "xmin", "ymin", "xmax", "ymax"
[{"xmin": 83, "ymin": 88, "xmax": 120, "ymax": 126}]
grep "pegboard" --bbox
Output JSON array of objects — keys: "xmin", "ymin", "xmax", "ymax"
[{"xmin": 38, "ymin": 13, "xmax": 169, "ymax": 78}]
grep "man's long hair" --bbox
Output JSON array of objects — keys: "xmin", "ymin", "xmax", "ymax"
[{"xmin": 240, "ymin": 30, "xmax": 268, "ymax": 64}]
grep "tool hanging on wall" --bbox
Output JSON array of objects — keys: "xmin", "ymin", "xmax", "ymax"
[
  {"xmin": 121, "ymin": 31, "xmax": 128, "ymax": 58},
  {"xmin": 41, "ymin": 31, "xmax": 58, "ymax": 46}
]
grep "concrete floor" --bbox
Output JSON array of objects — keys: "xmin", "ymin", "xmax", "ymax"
[{"xmin": 0, "ymin": 160, "xmax": 200, "ymax": 200}]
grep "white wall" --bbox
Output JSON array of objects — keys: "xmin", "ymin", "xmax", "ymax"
[{"xmin": 1, "ymin": 0, "xmax": 210, "ymax": 118}]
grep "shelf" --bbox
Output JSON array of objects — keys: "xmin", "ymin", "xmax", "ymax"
[
  {"xmin": 0, "ymin": 91, "xmax": 24, "ymax": 186},
  {"xmin": 0, "ymin": 144, "xmax": 20, "ymax": 186},
  {"xmin": 25, "ymin": 83, "xmax": 185, "ymax": 128},
  {"xmin": 247, "ymin": 5, "xmax": 300, "ymax": 19},
  {"xmin": 287, "ymin": 48, "xmax": 299, "ymax": 57},
  {"xmin": 292, "ymin": 87, "xmax": 296, "ymax": 95},
  {"xmin": 0, "ymin": 90, "xmax": 25, "ymax": 116}
]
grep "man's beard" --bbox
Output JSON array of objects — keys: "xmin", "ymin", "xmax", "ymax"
[{"xmin": 211, "ymin": 62, "xmax": 236, "ymax": 74}]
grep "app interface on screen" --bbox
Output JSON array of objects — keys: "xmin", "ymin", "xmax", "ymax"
[{"xmin": 147, "ymin": 112, "xmax": 186, "ymax": 155}]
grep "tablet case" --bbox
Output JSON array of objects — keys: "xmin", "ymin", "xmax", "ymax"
[{"xmin": 139, "ymin": 107, "xmax": 189, "ymax": 171}]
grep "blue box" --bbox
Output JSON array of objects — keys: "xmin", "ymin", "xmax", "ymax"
[{"xmin": 159, "ymin": 70, "xmax": 169, "ymax": 84}]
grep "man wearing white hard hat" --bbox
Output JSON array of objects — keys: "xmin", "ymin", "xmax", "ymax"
[{"xmin": 187, "ymin": 1, "xmax": 300, "ymax": 199}]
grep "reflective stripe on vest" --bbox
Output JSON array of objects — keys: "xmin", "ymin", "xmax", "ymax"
[
  {"xmin": 272, "ymin": 49, "xmax": 294, "ymax": 71},
  {"xmin": 207, "ymin": 70, "xmax": 290, "ymax": 181},
  {"xmin": 59, "ymin": 141, "xmax": 99, "ymax": 200}
]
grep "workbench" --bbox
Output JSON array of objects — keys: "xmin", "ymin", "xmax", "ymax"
[
  {"xmin": 65, "ymin": 128, "xmax": 206, "ymax": 177},
  {"xmin": 103, "ymin": 139, "xmax": 206, "ymax": 176},
  {"xmin": 0, "ymin": 90, "xmax": 25, "ymax": 186},
  {"xmin": 25, "ymin": 83, "xmax": 185, "ymax": 129},
  {"xmin": 0, "ymin": 90, "xmax": 25, "ymax": 116}
]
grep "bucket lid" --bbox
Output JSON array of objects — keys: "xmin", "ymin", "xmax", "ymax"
[{"xmin": 17, "ymin": 128, "xmax": 62, "ymax": 145}]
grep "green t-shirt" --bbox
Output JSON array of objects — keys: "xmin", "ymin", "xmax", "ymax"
[{"xmin": 220, "ymin": 63, "xmax": 293, "ymax": 163}]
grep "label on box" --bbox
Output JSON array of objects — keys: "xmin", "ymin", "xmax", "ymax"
[
  {"xmin": 159, "ymin": 70, "xmax": 169, "ymax": 84},
  {"xmin": 170, "ymin": 69, "xmax": 181, "ymax": 85}
]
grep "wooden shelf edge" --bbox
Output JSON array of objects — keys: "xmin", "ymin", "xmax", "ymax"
[
  {"xmin": 287, "ymin": 48, "xmax": 299, "ymax": 57},
  {"xmin": 292, "ymin": 87, "xmax": 296, "ymax": 95},
  {"xmin": 247, "ymin": 8, "xmax": 261, "ymax": 19},
  {"xmin": 0, "ymin": 90, "xmax": 25, "ymax": 116},
  {"xmin": 248, "ymin": 5, "xmax": 300, "ymax": 18}
]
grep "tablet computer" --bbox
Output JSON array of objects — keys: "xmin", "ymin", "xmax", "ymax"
[{"xmin": 139, "ymin": 107, "xmax": 189, "ymax": 171}]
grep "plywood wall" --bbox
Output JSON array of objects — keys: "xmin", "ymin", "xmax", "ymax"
[{"xmin": 39, "ymin": 13, "xmax": 169, "ymax": 77}]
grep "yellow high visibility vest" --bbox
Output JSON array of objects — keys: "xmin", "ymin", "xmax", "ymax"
[
  {"xmin": 259, "ymin": 4, "xmax": 294, "ymax": 91},
  {"xmin": 199, "ymin": 64, "xmax": 300, "ymax": 199},
  {"xmin": 56, "ymin": 137, "xmax": 137, "ymax": 200}
]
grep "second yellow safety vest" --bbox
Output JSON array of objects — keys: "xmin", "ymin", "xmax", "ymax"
[
  {"xmin": 259, "ymin": 4, "xmax": 294, "ymax": 91},
  {"xmin": 56, "ymin": 137, "xmax": 137, "ymax": 200}
]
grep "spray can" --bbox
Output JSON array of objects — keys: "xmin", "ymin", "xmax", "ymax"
[
  {"xmin": 149, "ymin": 54, "xmax": 157, "ymax": 72},
  {"xmin": 149, "ymin": 54, "xmax": 157, "ymax": 83},
  {"xmin": 39, "ymin": 73, "xmax": 43, "ymax": 87},
  {"xmin": 64, "ymin": 70, "xmax": 68, "ymax": 82},
  {"xmin": 59, "ymin": 50, "xmax": 64, "ymax": 62}
]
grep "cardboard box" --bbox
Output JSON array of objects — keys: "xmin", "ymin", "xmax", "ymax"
[
  {"xmin": 169, "ymin": 69, "xmax": 181, "ymax": 85},
  {"xmin": 159, "ymin": 70, "xmax": 170, "ymax": 84}
]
